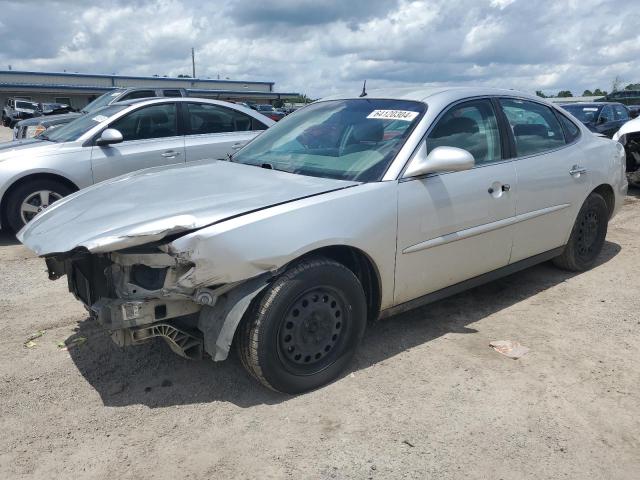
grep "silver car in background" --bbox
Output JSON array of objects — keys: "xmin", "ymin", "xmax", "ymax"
[
  {"xmin": 19, "ymin": 87, "xmax": 627, "ymax": 393},
  {"xmin": 0, "ymin": 97, "xmax": 273, "ymax": 231}
]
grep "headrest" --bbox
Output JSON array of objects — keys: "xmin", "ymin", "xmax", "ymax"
[
  {"xmin": 151, "ymin": 110, "xmax": 169, "ymax": 123},
  {"xmin": 352, "ymin": 121, "xmax": 384, "ymax": 142},
  {"xmin": 514, "ymin": 123, "xmax": 547, "ymax": 137},
  {"xmin": 431, "ymin": 117, "xmax": 479, "ymax": 138}
]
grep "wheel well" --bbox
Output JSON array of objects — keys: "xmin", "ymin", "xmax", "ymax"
[
  {"xmin": 298, "ymin": 246, "xmax": 382, "ymax": 322},
  {"xmin": 0, "ymin": 173, "xmax": 79, "ymax": 227},
  {"xmin": 592, "ymin": 184, "xmax": 615, "ymax": 219}
]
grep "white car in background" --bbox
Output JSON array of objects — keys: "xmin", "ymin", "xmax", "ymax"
[
  {"xmin": 612, "ymin": 117, "xmax": 640, "ymax": 186},
  {"xmin": 0, "ymin": 97, "xmax": 274, "ymax": 231},
  {"xmin": 19, "ymin": 87, "xmax": 627, "ymax": 393}
]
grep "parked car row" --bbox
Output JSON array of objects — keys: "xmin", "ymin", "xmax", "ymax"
[
  {"xmin": 2, "ymin": 97, "xmax": 76, "ymax": 129},
  {"xmin": 13, "ymin": 87, "xmax": 626, "ymax": 393},
  {"xmin": 0, "ymin": 97, "xmax": 273, "ymax": 231},
  {"xmin": 12, "ymin": 87, "xmax": 189, "ymax": 140}
]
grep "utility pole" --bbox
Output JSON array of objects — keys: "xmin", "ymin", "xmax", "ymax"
[{"xmin": 191, "ymin": 48, "xmax": 196, "ymax": 79}]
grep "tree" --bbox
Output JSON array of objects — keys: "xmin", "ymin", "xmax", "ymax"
[
  {"xmin": 557, "ymin": 90, "xmax": 573, "ymax": 98},
  {"xmin": 625, "ymin": 83, "xmax": 640, "ymax": 91},
  {"xmin": 177, "ymin": 74, "xmax": 191, "ymax": 78},
  {"xmin": 273, "ymin": 99, "xmax": 284, "ymax": 108},
  {"xmin": 593, "ymin": 88, "xmax": 607, "ymax": 96},
  {"xmin": 582, "ymin": 89, "xmax": 593, "ymax": 96},
  {"xmin": 535, "ymin": 90, "xmax": 547, "ymax": 98}
]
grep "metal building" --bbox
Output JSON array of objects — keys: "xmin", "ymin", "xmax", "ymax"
[{"xmin": 0, "ymin": 70, "xmax": 298, "ymax": 109}]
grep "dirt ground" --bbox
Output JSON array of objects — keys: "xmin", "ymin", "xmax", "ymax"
[
  {"xmin": 0, "ymin": 126, "xmax": 14, "ymax": 142},
  {"xmin": 0, "ymin": 181, "xmax": 639, "ymax": 479}
]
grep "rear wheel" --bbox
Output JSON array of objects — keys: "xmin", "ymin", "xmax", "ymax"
[
  {"xmin": 5, "ymin": 179, "xmax": 73, "ymax": 232},
  {"xmin": 553, "ymin": 193, "xmax": 609, "ymax": 271},
  {"xmin": 237, "ymin": 256, "xmax": 367, "ymax": 394}
]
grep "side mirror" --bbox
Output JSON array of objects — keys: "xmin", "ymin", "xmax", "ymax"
[
  {"xmin": 630, "ymin": 110, "xmax": 639, "ymax": 119},
  {"xmin": 96, "ymin": 128, "xmax": 123, "ymax": 146},
  {"xmin": 598, "ymin": 116, "xmax": 608, "ymax": 124},
  {"xmin": 403, "ymin": 144, "xmax": 475, "ymax": 178}
]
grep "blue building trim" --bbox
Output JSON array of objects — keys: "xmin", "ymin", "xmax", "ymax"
[
  {"xmin": 0, "ymin": 69, "xmax": 275, "ymax": 86},
  {"xmin": 0, "ymin": 83, "xmax": 298, "ymax": 97}
]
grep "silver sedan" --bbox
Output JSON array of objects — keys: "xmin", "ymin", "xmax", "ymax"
[
  {"xmin": 19, "ymin": 87, "xmax": 627, "ymax": 393},
  {"xmin": 0, "ymin": 97, "xmax": 274, "ymax": 231}
]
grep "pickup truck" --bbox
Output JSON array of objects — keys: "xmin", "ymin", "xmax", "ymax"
[{"xmin": 2, "ymin": 98, "xmax": 40, "ymax": 128}]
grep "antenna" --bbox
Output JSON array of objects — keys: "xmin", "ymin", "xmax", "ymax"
[{"xmin": 359, "ymin": 80, "xmax": 367, "ymax": 97}]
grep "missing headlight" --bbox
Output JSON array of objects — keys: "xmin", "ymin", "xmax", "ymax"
[{"xmin": 130, "ymin": 264, "xmax": 168, "ymax": 291}]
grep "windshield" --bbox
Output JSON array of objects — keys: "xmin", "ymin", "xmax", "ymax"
[
  {"xmin": 16, "ymin": 101, "xmax": 37, "ymax": 110},
  {"xmin": 562, "ymin": 104, "xmax": 601, "ymax": 123},
  {"xmin": 82, "ymin": 90, "xmax": 124, "ymax": 113},
  {"xmin": 233, "ymin": 99, "xmax": 426, "ymax": 181},
  {"xmin": 44, "ymin": 105, "xmax": 127, "ymax": 142}
]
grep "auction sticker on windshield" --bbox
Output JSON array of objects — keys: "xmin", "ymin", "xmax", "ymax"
[{"xmin": 367, "ymin": 110, "xmax": 419, "ymax": 121}]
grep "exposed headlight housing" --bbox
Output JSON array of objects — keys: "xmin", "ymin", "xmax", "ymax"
[{"xmin": 26, "ymin": 125, "xmax": 47, "ymax": 138}]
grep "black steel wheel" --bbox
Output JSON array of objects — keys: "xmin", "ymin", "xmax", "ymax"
[
  {"xmin": 553, "ymin": 192, "xmax": 609, "ymax": 271},
  {"xmin": 237, "ymin": 256, "xmax": 367, "ymax": 394}
]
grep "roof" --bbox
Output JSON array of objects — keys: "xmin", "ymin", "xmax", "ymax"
[
  {"xmin": 546, "ymin": 96, "xmax": 606, "ymax": 103},
  {"xmin": 0, "ymin": 69, "xmax": 275, "ymax": 86},
  {"xmin": 321, "ymin": 86, "xmax": 540, "ymax": 102},
  {"xmin": 557, "ymin": 101, "xmax": 620, "ymax": 106},
  {"xmin": 0, "ymin": 83, "xmax": 298, "ymax": 98}
]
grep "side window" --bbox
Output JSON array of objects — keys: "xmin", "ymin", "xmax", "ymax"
[
  {"xmin": 556, "ymin": 112, "xmax": 580, "ymax": 143},
  {"xmin": 252, "ymin": 118, "xmax": 268, "ymax": 130},
  {"xmin": 185, "ymin": 103, "xmax": 254, "ymax": 134},
  {"xmin": 427, "ymin": 99, "xmax": 502, "ymax": 165},
  {"xmin": 614, "ymin": 105, "xmax": 629, "ymax": 121},
  {"xmin": 599, "ymin": 105, "xmax": 613, "ymax": 123},
  {"xmin": 109, "ymin": 103, "xmax": 178, "ymax": 141},
  {"xmin": 499, "ymin": 98, "xmax": 565, "ymax": 156},
  {"xmin": 120, "ymin": 90, "xmax": 157, "ymax": 101},
  {"xmin": 162, "ymin": 90, "xmax": 182, "ymax": 98}
]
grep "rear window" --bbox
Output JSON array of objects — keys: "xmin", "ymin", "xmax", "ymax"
[{"xmin": 561, "ymin": 104, "xmax": 600, "ymax": 123}]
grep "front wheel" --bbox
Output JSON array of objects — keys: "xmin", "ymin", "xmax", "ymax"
[
  {"xmin": 237, "ymin": 256, "xmax": 367, "ymax": 394},
  {"xmin": 553, "ymin": 192, "xmax": 609, "ymax": 271},
  {"xmin": 5, "ymin": 179, "xmax": 73, "ymax": 232}
]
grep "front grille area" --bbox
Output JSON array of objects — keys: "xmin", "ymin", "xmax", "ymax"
[{"xmin": 67, "ymin": 254, "xmax": 115, "ymax": 306}]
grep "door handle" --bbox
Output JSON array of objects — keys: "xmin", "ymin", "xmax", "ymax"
[
  {"xmin": 569, "ymin": 165, "xmax": 587, "ymax": 177},
  {"xmin": 488, "ymin": 184, "xmax": 510, "ymax": 194},
  {"xmin": 161, "ymin": 150, "xmax": 181, "ymax": 158}
]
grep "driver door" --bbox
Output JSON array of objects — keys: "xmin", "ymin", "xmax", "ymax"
[
  {"xmin": 90, "ymin": 103, "xmax": 185, "ymax": 183},
  {"xmin": 394, "ymin": 98, "xmax": 517, "ymax": 304}
]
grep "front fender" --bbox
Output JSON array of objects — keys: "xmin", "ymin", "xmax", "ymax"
[{"xmin": 167, "ymin": 181, "xmax": 399, "ymax": 309}]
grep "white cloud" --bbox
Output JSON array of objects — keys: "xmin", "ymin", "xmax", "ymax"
[{"xmin": 0, "ymin": 0, "xmax": 638, "ymax": 97}]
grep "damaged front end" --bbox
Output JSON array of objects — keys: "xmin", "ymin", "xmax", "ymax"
[
  {"xmin": 614, "ymin": 123, "xmax": 640, "ymax": 187},
  {"xmin": 45, "ymin": 245, "xmax": 270, "ymax": 361}
]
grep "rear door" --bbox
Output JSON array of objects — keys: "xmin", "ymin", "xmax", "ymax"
[
  {"xmin": 182, "ymin": 102, "xmax": 268, "ymax": 161},
  {"xmin": 394, "ymin": 98, "xmax": 517, "ymax": 304},
  {"xmin": 90, "ymin": 102, "xmax": 185, "ymax": 183},
  {"xmin": 596, "ymin": 105, "xmax": 618, "ymax": 138},
  {"xmin": 613, "ymin": 104, "xmax": 630, "ymax": 132},
  {"xmin": 498, "ymin": 98, "xmax": 591, "ymax": 262}
]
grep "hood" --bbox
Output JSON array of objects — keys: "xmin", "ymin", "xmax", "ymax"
[
  {"xmin": 613, "ymin": 117, "xmax": 640, "ymax": 142},
  {"xmin": 18, "ymin": 160, "xmax": 359, "ymax": 256},
  {"xmin": 16, "ymin": 112, "xmax": 80, "ymax": 127},
  {"xmin": 0, "ymin": 138, "xmax": 58, "ymax": 159}
]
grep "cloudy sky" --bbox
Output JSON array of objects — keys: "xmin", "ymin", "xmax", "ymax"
[{"xmin": 1, "ymin": 0, "xmax": 639, "ymax": 98}]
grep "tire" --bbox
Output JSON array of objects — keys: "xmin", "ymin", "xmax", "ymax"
[
  {"xmin": 1, "ymin": 115, "xmax": 8, "ymax": 127},
  {"xmin": 5, "ymin": 178, "xmax": 73, "ymax": 232},
  {"xmin": 553, "ymin": 193, "xmax": 609, "ymax": 271},
  {"xmin": 237, "ymin": 256, "xmax": 367, "ymax": 394}
]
